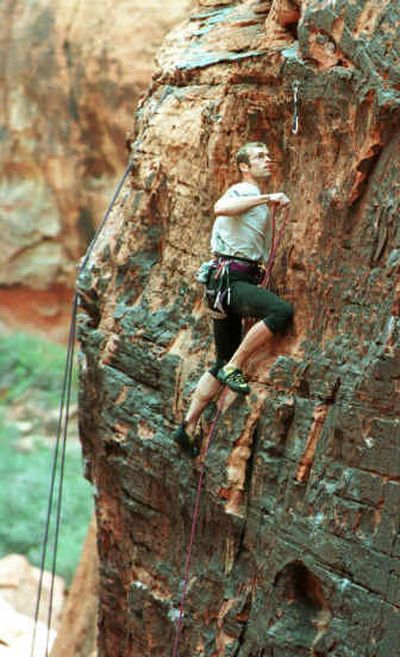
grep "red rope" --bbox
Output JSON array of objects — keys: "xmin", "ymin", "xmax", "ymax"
[
  {"xmin": 260, "ymin": 204, "xmax": 289, "ymax": 289},
  {"xmin": 244, "ymin": 204, "xmax": 289, "ymax": 333},
  {"xmin": 171, "ymin": 389, "xmax": 228, "ymax": 657}
]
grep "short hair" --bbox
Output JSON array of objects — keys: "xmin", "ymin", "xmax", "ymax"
[{"xmin": 236, "ymin": 141, "xmax": 267, "ymax": 167}]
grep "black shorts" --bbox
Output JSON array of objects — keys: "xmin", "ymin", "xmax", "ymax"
[{"xmin": 208, "ymin": 267, "xmax": 293, "ymax": 377}]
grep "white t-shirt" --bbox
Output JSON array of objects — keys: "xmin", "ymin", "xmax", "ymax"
[{"xmin": 210, "ymin": 182, "xmax": 270, "ymax": 262}]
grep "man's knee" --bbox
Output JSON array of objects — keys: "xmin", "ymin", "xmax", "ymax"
[
  {"xmin": 280, "ymin": 300, "xmax": 294, "ymax": 327},
  {"xmin": 264, "ymin": 299, "xmax": 293, "ymax": 334}
]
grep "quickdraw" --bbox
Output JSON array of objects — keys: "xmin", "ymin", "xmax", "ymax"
[{"xmin": 291, "ymin": 79, "xmax": 301, "ymax": 135}]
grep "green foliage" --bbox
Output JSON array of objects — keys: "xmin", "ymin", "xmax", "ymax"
[
  {"xmin": 0, "ymin": 331, "xmax": 78, "ymax": 405},
  {"xmin": 0, "ymin": 332, "xmax": 93, "ymax": 585}
]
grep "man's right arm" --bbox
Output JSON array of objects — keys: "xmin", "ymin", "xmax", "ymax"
[{"xmin": 214, "ymin": 192, "xmax": 289, "ymax": 216}]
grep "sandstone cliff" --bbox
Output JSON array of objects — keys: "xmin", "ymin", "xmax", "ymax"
[
  {"xmin": 0, "ymin": 0, "xmax": 191, "ymax": 339},
  {"xmin": 77, "ymin": 1, "xmax": 400, "ymax": 655}
]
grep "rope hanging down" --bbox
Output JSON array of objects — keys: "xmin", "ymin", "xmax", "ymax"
[
  {"xmin": 172, "ymin": 389, "xmax": 228, "ymax": 657},
  {"xmin": 30, "ymin": 295, "xmax": 77, "ymax": 657},
  {"xmin": 30, "ymin": 162, "xmax": 133, "ymax": 657},
  {"xmin": 261, "ymin": 204, "xmax": 290, "ymax": 288},
  {"xmin": 171, "ymin": 204, "xmax": 289, "ymax": 657}
]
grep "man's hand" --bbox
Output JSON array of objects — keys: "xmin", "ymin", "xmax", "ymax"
[{"xmin": 266, "ymin": 192, "xmax": 290, "ymax": 207}]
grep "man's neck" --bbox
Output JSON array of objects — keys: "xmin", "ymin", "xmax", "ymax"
[{"xmin": 241, "ymin": 173, "xmax": 268, "ymax": 192}]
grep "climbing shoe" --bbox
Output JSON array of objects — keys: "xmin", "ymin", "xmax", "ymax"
[
  {"xmin": 172, "ymin": 422, "xmax": 200, "ymax": 458},
  {"xmin": 216, "ymin": 365, "xmax": 250, "ymax": 395}
]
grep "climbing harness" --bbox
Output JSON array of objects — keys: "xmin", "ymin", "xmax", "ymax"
[
  {"xmin": 207, "ymin": 259, "xmax": 231, "ymax": 319},
  {"xmin": 291, "ymin": 80, "xmax": 301, "ymax": 135},
  {"xmin": 172, "ymin": 204, "xmax": 289, "ymax": 656},
  {"xmin": 200, "ymin": 256, "xmax": 266, "ymax": 320},
  {"xmin": 30, "ymin": 161, "xmax": 133, "ymax": 657}
]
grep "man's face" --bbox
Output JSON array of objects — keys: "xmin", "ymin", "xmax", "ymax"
[{"xmin": 245, "ymin": 146, "xmax": 274, "ymax": 179}]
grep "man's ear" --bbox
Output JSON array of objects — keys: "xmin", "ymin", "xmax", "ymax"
[{"xmin": 238, "ymin": 161, "xmax": 249, "ymax": 175}]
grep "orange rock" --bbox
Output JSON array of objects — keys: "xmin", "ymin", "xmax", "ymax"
[{"xmin": 0, "ymin": 0, "xmax": 192, "ymax": 340}]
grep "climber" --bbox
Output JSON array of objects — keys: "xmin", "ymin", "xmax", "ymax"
[{"xmin": 173, "ymin": 141, "xmax": 293, "ymax": 456}]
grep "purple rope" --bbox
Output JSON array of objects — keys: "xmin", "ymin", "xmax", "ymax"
[
  {"xmin": 172, "ymin": 389, "xmax": 228, "ymax": 657},
  {"xmin": 260, "ymin": 205, "xmax": 289, "ymax": 289},
  {"xmin": 171, "ymin": 204, "xmax": 290, "ymax": 655}
]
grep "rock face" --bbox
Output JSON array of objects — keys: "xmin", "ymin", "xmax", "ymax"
[
  {"xmin": 78, "ymin": 1, "xmax": 400, "ymax": 655},
  {"xmin": 0, "ymin": 0, "xmax": 191, "ymax": 339}
]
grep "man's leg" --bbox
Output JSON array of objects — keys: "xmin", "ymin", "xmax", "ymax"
[
  {"xmin": 184, "ymin": 371, "xmax": 222, "ymax": 435},
  {"xmin": 184, "ymin": 312, "xmax": 242, "ymax": 432},
  {"xmin": 226, "ymin": 319, "xmax": 273, "ymax": 370},
  {"xmin": 217, "ymin": 281, "xmax": 293, "ymax": 393},
  {"xmin": 173, "ymin": 313, "xmax": 242, "ymax": 455}
]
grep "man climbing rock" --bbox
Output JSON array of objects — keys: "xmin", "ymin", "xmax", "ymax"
[{"xmin": 173, "ymin": 141, "xmax": 293, "ymax": 456}]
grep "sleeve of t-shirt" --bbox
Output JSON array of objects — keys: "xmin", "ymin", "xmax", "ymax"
[
  {"xmin": 218, "ymin": 183, "xmax": 253, "ymax": 201},
  {"xmin": 218, "ymin": 184, "xmax": 241, "ymax": 201}
]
